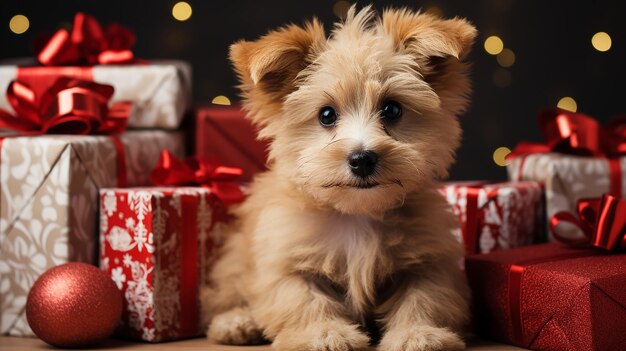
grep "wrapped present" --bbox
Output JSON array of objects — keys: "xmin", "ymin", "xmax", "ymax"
[
  {"xmin": 0, "ymin": 13, "xmax": 191, "ymax": 129},
  {"xmin": 0, "ymin": 126, "xmax": 184, "ymax": 335},
  {"xmin": 466, "ymin": 243, "xmax": 626, "ymax": 351},
  {"xmin": 195, "ymin": 105, "xmax": 268, "ymax": 181},
  {"xmin": 100, "ymin": 152, "xmax": 243, "ymax": 342},
  {"xmin": 507, "ymin": 108, "xmax": 626, "ymax": 240},
  {"xmin": 440, "ymin": 181, "xmax": 545, "ymax": 255}
]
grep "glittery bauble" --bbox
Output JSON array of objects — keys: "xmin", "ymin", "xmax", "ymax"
[{"xmin": 26, "ymin": 262, "xmax": 123, "ymax": 348}]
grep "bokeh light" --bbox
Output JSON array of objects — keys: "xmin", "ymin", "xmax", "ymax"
[
  {"xmin": 557, "ymin": 97, "xmax": 577, "ymax": 112},
  {"xmin": 172, "ymin": 2, "xmax": 192, "ymax": 22},
  {"xmin": 9, "ymin": 14, "xmax": 29, "ymax": 34},
  {"xmin": 591, "ymin": 32, "xmax": 611, "ymax": 52},
  {"xmin": 333, "ymin": 1, "xmax": 351, "ymax": 18},
  {"xmin": 484, "ymin": 36, "xmax": 504, "ymax": 55},
  {"xmin": 493, "ymin": 69, "xmax": 511, "ymax": 88},
  {"xmin": 212, "ymin": 95, "xmax": 231, "ymax": 105},
  {"xmin": 493, "ymin": 147, "xmax": 512, "ymax": 167},
  {"xmin": 496, "ymin": 48, "xmax": 515, "ymax": 67}
]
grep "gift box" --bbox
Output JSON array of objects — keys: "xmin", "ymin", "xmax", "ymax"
[
  {"xmin": 466, "ymin": 243, "xmax": 626, "ymax": 351},
  {"xmin": 0, "ymin": 13, "xmax": 191, "ymax": 129},
  {"xmin": 100, "ymin": 187, "xmax": 230, "ymax": 342},
  {"xmin": 507, "ymin": 108, "xmax": 626, "ymax": 240},
  {"xmin": 0, "ymin": 131, "xmax": 184, "ymax": 336},
  {"xmin": 195, "ymin": 106, "xmax": 268, "ymax": 181},
  {"xmin": 440, "ymin": 181, "xmax": 545, "ymax": 255}
]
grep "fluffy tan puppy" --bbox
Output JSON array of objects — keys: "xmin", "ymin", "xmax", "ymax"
[{"xmin": 202, "ymin": 5, "xmax": 477, "ymax": 351}]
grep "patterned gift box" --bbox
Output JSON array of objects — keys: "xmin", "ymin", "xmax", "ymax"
[
  {"xmin": 0, "ymin": 131, "xmax": 184, "ymax": 336},
  {"xmin": 195, "ymin": 106, "xmax": 268, "ymax": 181},
  {"xmin": 0, "ymin": 12, "xmax": 191, "ymax": 129},
  {"xmin": 508, "ymin": 154, "xmax": 626, "ymax": 240},
  {"xmin": 466, "ymin": 243, "xmax": 626, "ymax": 351},
  {"xmin": 100, "ymin": 187, "xmax": 229, "ymax": 342},
  {"xmin": 506, "ymin": 108, "xmax": 626, "ymax": 241},
  {"xmin": 440, "ymin": 181, "xmax": 545, "ymax": 255}
]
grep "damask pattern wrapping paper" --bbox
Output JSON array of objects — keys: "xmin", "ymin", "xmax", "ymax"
[
  {"xmin": 507, "ymin": 153, "xmax": 626, "ymax": 240},
  {"xmin": 0, "ymin": 60, "xmax": 192, "ymax": 129},
  {"xmin": 100, "ymin": 187, "xmax": 230, "ymax": 342},
  {"xmin": 0, "ymin": 131, "xmax": 184, "ymax": 336}
]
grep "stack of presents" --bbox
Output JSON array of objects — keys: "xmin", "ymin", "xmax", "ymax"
[{"xmin": 1, "ymin": 13, "xmax": 624, "ymax": 350}]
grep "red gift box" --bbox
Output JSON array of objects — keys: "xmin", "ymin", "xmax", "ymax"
[
  {"xmin": 195, "ymin": 106, "xmax": 268, "ymax": 181},
  {"xmin": 465, "ymin": 243, "xmax": 626, "ymax": 351},
  {"xmin": 99, "ymin": 187, "xmax": 230, "ymax": 342},
  {"xmin": 440, "ymin": 181, "xmax": 545, "ymax": 255}
]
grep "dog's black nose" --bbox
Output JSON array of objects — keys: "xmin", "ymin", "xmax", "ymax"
[{"xmin": 348, "ymin": 151, "xmax": 378, "ymax": 178}]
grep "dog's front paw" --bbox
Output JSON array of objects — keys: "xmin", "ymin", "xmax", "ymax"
[
  {"xmin": 378, "ymin": 325, "xmax": 464, "ymax": 351},
  {"xmin": 273, "ymin": 320, "xmax": 369, "ymax": 351},
  {"xmin": 207, "ymin": 307, "xmax": 265, "ymax": 345}
]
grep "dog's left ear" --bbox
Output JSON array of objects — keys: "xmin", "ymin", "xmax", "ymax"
[
  {"xmin": 230, "ymin": 19, "xmax": 325, "ymax": 120},
  {"xmin": 379, "ymin": 9, "xmax": 477, "ymax": 87}
]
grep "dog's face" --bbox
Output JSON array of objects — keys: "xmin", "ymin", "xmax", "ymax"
[{"xmin": 231, "ymin": 6, "xmax": 476, "ymax": 216}]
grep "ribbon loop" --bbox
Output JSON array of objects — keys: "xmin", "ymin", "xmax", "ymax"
[
  {"xmin": 550, "ymin": 193, "xmax": 626, "ymax": 251},
  {"xmin": 0, "ymin": 77, "xmax": 129, "ymax": 135},
  {"xmin": 151, "ymin": 150, "xmax": 245, "ymax": 205},
  {"xmin": 38, "ymin": 12, "xmax": 135, "ymax": 66}
]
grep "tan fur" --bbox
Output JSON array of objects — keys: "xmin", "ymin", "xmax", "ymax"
[{"xmin": 202, "ymin": 5, "xmax": 477, "ymax": 351}]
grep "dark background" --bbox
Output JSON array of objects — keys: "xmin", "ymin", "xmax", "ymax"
[{"xmin": 1, "ymin": 1, "xmax": 624, "ymax": 181}]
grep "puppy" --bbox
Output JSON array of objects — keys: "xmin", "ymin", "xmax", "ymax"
[{"xmin": 202, "ymin": 5, "xmax": 477, "ymax": 351}]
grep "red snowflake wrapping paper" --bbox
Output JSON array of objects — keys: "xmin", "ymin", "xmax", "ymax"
[
  {"xmin": 99, "ymin": 187, "xmax": 230, "ymax": 342},
  {"xmin": 440, "ymin": 181, "xmax": 545, "ymax": 255}
]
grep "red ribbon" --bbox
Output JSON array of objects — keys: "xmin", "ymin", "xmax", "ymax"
[
  {"xmin": 509, "ymin": 108, "xmax": 625, "ymax": 195},
  {"xmin": 0, "ymin": 77, "xmax": 130, "ymax": 186},
  {"xmin": 151, "ymin": 150, "xmax": 245, "ymax": 206},
  {"xmin": 550, "ymin": 193, "xmax": 626, "ymax": 251},
  {"xmin": 38, "ymin": 12, "xmax": 136, "ymax": 66},
  {"xmin": 462, "ymin": 184, "xmax": 499, "ymax": 255},
  {"xmin": 0, "ymin": 77, "xmax": 129, "ymax": 135}
]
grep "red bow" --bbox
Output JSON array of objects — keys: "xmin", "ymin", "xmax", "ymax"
[
  {"xmin": 509, "ymin": 108, "xmax": 626, "ymax": 158},
  {"xmin": 0, "ymin": 77, "xmax": 129, "ymax": 135},
  {"xmin": 151, "ymin": 150, "xmax": 245, "ymax": 205},
  {"xmin": 550, "ymin": 193, "xmax": 626, "ymax": 251},
  {"xmin": 38, "ymin": 13, "xmax": 136, "ymax": 66}
]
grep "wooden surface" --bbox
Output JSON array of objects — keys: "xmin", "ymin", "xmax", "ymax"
[{"xmin": 0, "ymin": 336, "xmax": 527, "ymax": 350}]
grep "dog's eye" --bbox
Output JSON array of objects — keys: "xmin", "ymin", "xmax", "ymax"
[
  {"xmin": 380, "ymin": 101, "xmax": 403, "ymax": 121},
  {"xmin": 319, "ymin": 106, "xmax": 337, "ymax": 127}
]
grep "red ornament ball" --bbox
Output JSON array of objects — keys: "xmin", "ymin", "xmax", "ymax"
[{"xmin": 26, "ymin": 262, "xmax": 123, "ymax": 348}]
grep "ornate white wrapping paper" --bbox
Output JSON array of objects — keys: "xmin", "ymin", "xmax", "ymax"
[
  {"xmin": 0, "ymin": 60, "xmax": 192, "ymax": 129},
  {"xmin": 0, "ymin": 131, "xmax": 184, "ymax": 336},
  {"xmin": 507, "ymin": 153, "xmax": 626, "ymax": 240}
]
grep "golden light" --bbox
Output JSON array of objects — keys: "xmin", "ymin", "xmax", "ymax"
[
  {"xmin": 212, "ymin": 95, "xmax": 231, "ymax": 106},
  {"xmin": 591, "ymin": 32, "xmax": 611, "ymax": 52},
  {"xmin": 172, "ymin": 2, "xmax": 192, "ymax": 22},
  {"xmin": 496, "ymin": 48, "xmax": 515, "ymax": 67},
  {"xmin": 484, "ymin": 36, "xmax": 504, "ymax": 55},
  {"xmin": 493, "ymin": 69, "xmax": 511, "ymax": 88},
  {"xmin": 9, "ymin": 14, "xmax": 29, "ymax": 34},
  {"xmin": 493, "ymin": 146, "xmax": 512, "ymax": 167},
  {"xmin": 333, "ymin": 1, "xmax": 351, "ymax": 18},
  {"xmin": 557, "ymin": 97, "xmax": 577, "ymax": 112}
]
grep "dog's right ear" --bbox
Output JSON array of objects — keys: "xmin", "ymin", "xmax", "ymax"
[{"xmin": 230, "ymin": 20, "xmax": 325, "ymax": 120}]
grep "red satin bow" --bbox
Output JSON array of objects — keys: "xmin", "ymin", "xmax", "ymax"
[
  {"xmin": 0, "ymin": 77, "xmax": 129, "ymax": 135},
  {"xmin": 550, "ymin": 193, "xmax": 626, "ymax": 251},
  {"xmin": 38, "ymin": 12, "xmax": 135, "ymax": 66},
  {"xmin": 151, "ymin": 150, "xmax": 245, "ymax": 205},
  {"xmin": 509, "ymin": 108, "xmax": 626, "ymax": 158}
]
